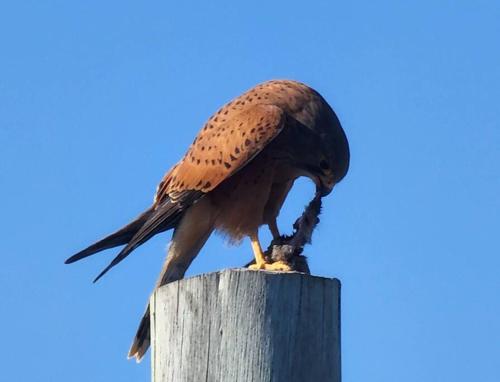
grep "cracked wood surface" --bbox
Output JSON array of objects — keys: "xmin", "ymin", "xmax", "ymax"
[{"xmin": 151, "ymin": 269, "xmax": 341, "ymax": 382}]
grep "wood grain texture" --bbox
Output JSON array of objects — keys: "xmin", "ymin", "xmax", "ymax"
[{"xmin": 151, "ymin": 269, "xmax": 341, "ymax": 382}]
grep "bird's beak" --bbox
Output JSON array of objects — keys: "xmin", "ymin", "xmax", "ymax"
[
  {"xmin": 302, "ymin": 164, "xmax": 335, "ymax": 196},
  {"xmin": 315, "ymin": 177, "xmax": 334, "ymax": 197},
  {"xmin": 318, "ymin": 184, "xmax": 333, "ymax": 197}
]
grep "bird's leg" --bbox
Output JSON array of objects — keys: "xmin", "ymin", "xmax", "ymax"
[
  {"xmin": 248, "ymin": 231, "xmax": 292, "ymax": 271},
  {"xmin": 268, "ymin": 219, "xmax": 281, "ymax": 241},
  {"xmin": 249, "ymin": 233, "xmax": 266, "ymax": 265}
]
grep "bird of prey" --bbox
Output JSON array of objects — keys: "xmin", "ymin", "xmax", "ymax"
[{"xmin": 65, "ymin": 79, "xmax": 350, "ymax": 362}]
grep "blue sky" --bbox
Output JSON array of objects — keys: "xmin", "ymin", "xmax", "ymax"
[{"xmin": 1, "ymin": 1, "xmax": 499, "ymax": 381}]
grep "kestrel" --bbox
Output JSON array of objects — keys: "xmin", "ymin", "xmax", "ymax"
[{"xmin": 66, "ymin": 79, "xmax": 350, "ymax": 361}]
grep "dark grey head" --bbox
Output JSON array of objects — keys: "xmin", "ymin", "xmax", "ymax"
[{"xmin": 292, "ymin": 98, "xmax": 350, "ymax": 196}]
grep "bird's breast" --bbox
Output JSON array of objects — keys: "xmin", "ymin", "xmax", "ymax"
[{"xmin": 208, "ymin": 151, "xmax": 283, "ymax": 243}]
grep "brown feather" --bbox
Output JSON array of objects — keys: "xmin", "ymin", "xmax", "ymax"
[{"xmin": 155, "ymin": 104, "xmax": 286, "ymax": 202}]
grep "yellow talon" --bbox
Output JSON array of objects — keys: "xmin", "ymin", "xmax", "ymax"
[
  {"xmin": 249, "ymin": 260, "xmax": 292, "ymax": 272},
  {"xmin": 248, "ymin": 232, "xmax": 293, "ymax": 272}
]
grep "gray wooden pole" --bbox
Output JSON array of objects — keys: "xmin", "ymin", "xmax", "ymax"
[{"xmin": 150, "ymin": 269, "xmax": 341, "ymax": 382}]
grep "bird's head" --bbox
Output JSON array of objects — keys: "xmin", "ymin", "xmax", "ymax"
[
  {"xmin": 314, "ymin": 154, "xmax": 339, "ymax": 197},
  {"xmin": 297, "ymin": 106, "xmax": 350, "ymax": 197},
  {"xmin": 300, "ymin": 146, "xmax": 348, "ymax": 196}
]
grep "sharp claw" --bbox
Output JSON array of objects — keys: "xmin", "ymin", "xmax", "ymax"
[{"xmin": 248, "ymin": 261, "xmax": 292, "ymax": 272}]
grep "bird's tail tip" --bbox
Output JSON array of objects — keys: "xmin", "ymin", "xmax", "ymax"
[
  {"xmin": 127, "ymin": 352, "xmax": 143, "ymax": 363},
  {"xmin": 128, "ymin": 341, "xmax": 149, "ymax": 363},
  {"xmin": 127, "ymin": 307, "xmax": 151, "ymax": 363}
]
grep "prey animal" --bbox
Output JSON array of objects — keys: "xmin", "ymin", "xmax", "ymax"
[
  {"xmin": 65, "ymin": 79, "xmax": 350, "ymax": 362},
  {"xmin": 246, "ymin": 191, "xmax": 323, "ymax": 274}
]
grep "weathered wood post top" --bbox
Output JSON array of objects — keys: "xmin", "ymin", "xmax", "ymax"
[{"xmin": 151, "ymin": 269, "xmax": 341, "ymax": 382}]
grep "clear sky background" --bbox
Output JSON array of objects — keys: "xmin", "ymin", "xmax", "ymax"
[{"xmin": 1, "ymin": 1, "xmax": 499, "ymax": 381}]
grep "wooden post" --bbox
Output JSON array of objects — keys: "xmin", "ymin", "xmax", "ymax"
[{"xmin": 150, "ymin": 269, "xmax": 341, "ymax": 382}]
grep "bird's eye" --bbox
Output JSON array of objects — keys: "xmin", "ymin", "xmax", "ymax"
[{"xmin": 319, "ymin": 160, "xmax": 329, "ymax": 171}]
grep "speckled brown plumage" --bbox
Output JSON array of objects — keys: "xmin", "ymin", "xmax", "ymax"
[
  {"xmin": 66, "ymin": 79, "xmax": 350, "ymax": 363},
  {"xmin": 155, "ymin": 80, "xmax": 345, "ymax": 199},
  {"xmin": 156, "ymin": 103, "xmax": 285, "ymax": 200}
]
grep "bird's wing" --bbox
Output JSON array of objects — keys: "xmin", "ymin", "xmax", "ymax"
[
  {"xmin": 68, "ymin": 104, "xmax": 285, "ymax": 282},
  {"xmin": 154, "ymin": 103, "xmax": 286, "ymax": 204},
  {"xmin": 91, "ymin": 190, "xmax": 202, "ymax": 283}
]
